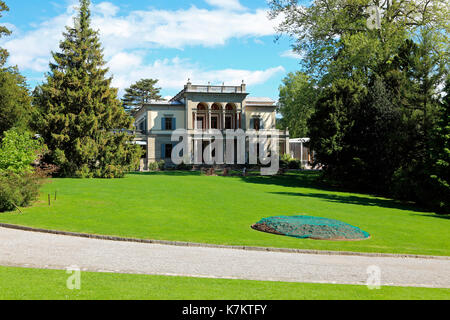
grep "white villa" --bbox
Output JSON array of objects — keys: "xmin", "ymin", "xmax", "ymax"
[{"xmin": 133, "ymin": 81, "xmax": 290, "ymax": 170}]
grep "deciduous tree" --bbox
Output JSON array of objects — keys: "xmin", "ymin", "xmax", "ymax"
[{"xmin": 277, "ymin": 72, "xmax": 317, "ymax": 138}]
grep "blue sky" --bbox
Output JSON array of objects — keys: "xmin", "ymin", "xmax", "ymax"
[{"xmin": 1, "ymin": 0, "xmax": 305, "ymax": 100}]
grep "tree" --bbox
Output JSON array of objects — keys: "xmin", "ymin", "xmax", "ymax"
[
  {"xmin": 0, "ymin": 128, "xmax": 43, "ymax": 174},
  {"xmin": 277, "ymin": 72, "xmax": 317, "ymax": 138},
  {"xmin": 34, "ymin": 0, "xmax": 141, "ymax": 178},
  {"xmin": 308, "ymin": 78, "xmax": 367, "ymax": 182},
  {"xmin": 0, "ymin": 128, "xmax": 44, "ymax": 212},
  {"xmin": 350, "ymin": 75, "xmax": 402, "ymax": 191},
  {"xmin": 429, "ymin": 78, "xmax": 450, "ymax": 212},
  {"xmin": 122, "ymin": 79, "xmax": 162, "ymax": 113},
  {"xmin": 270, "ymin": 0, "xmax": 449, "ymax": 212},
  {"xmin": 269, "ymin": 0, "xmax": 449, "ymax": 85},
  {"xmin": 386, "ymin": 32, "xmax": 448, "ymax": 208},
  {"xmin": 0, "ymin": 1, "xmax": 11, "ymax": 67},
  {"xmin": 0, "ymin": 1, "xmax": 34, "ymax": 136},
  {"xmin": 0, "ymin": 67, "xmax": 34, "ymax": 136}
]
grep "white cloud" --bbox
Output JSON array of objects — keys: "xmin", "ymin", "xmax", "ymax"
[
  {"xmin": 3, "ymin": 14, "xmax": 75, "ymax": 72},
  {"xmin": 2, "ymin": 1, "xmax": 279, "ymax": 69},
  {"xmin": 2, "ymin": 23, "xmax": 18, "ymax": 34},
  {"xmin": 109, "ymin": 55, "xmax": 285, "ymax": 95},
  {"xmin": 205, "ymin": 0, "xmax": 246, "ymax": 11},
  {"xmin": 281, "ymin": 49, "xmax": 304, "ymax": 59},
  {"xmin": 93, "ymin": 2, "xmax": 120, "ymax": 17},
  {"xmin": 1, "ymin": 1, "xmax": 283, "ymax": 95}
]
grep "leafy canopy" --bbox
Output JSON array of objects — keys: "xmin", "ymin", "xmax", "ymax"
[
  {"xmin": 0, "ymin": 128, "xmax": 43, "ymax": 174},
  {"xmin": 277, "ymin": 72, "xmax": 318, "ymax": 138},
  {"xmin": 0, "ymin": 67, "xmax": 33, "ymax": 136},
  {"xmin": 269, "ymin": 0, "xmax": 449, "ymax": 84}
]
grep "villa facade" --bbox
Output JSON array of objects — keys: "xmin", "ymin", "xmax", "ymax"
[{"xmin": 133, "ymin": 81, "xmax": 290, "ymax": 170}]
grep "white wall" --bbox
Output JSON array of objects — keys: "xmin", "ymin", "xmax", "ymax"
[
  {"xmin": 244, "ymin": 106, "xmax": 276, "ymax": 130},
  {"xmin": 147, "ymin": 107, "xmax": 186, "ymax": 131}
]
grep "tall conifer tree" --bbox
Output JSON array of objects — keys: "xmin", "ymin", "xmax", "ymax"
[
  {"xmin": 34, "ymin": 0, "xmax": 140, "ymax": 178},
  {"xmin": 122, "ymin": 79, "xmax": 162, "ymax": 114}
]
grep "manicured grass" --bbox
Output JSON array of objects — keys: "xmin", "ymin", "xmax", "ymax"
[
  {"xmin": 1, "ymin": 266, "xmax": 449, "ymax": 300},
  {"xmin": 0, "ymin": 172, "xmax": 449, "ymax": 256}
]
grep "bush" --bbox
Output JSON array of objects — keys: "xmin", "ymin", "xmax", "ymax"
[
  {"xmin": 280, "ymin": 153, "xmax": 302, "ymax": 170},
  {"xmin": 0, "ymin": 128, "xmax": 44, "ymax": 173},
  {"xmin": 0, "ymin": 171, "xmax": 43, "ymax": 212},
  {"xmin": 0, "ymin": 128, "xmax": 48, "ymax": 212},
  {"xmin": 147, "ymin": 162, "xmax": 159, "ymax": 171},
  {"xmin": 288, "ymin": 159, "xmax": 302, "ymax": 169},
  {"xmin": 148, "ymin": 160, "xmax": 165, "ymax": 171},
  {"xmin": 280, "ymin": 153, "xmax": 292, "ymax": 169}
]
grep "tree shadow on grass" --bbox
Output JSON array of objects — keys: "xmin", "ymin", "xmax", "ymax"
[
  {"xmin": 235, "ymin": 172, "xmax": 437, "ymax": 215},
  {"xmin": 239, "ymin": 171, "xmax": 324, "ymax": 189},
  {"xmin": 127, "ymin": 170, "xmax": 445, "ymax": 217},
  {"xmin": 128, "ymin": 171, "xmax": 201, "ymax": 177},
  {"xmin": 237, "ymin": 171, "xmax": 376, "ymax": 197},
  {"xmin": 409, "ymin": 213, "xmax": 450, "ymax": 220},
  {"xmin": 270, "ymin": 191, "xmax": 435, "ymax": 215}
]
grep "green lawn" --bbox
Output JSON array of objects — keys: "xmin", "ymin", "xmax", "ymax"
[
  {"xmin": 1, "ymin": 266, "xmax": 448, "ymax": 300},
  {"xmin": 0, "ymin": 171, "xmax": 449, "ymax": 256}
]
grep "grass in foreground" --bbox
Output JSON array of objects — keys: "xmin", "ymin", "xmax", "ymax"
[
  {"xmin": 0, "ymin": 266, "xmax": 448, "ymax": 300},
  {"xmin": 0, "ymin": 172, "xmax": 449, "ymax": 256}
]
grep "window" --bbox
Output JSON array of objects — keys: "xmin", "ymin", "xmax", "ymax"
[
  {"xmin": 165, "ymin": 117, "xmax": 173, "ymax": 130},
  {"xmin": 164, "ymin": 144, "xmax": 173, "ymax": 159},
  {"xmin": 225, "ymin": 116, "xmax": 232, "ymax": 129},
  {"xmin": 253, "ymin": 118, "xmax": 261, "ymax": 131},
  {"xmin": 211, "ymin": 116, "xmax": 218, "ymax": 129}
]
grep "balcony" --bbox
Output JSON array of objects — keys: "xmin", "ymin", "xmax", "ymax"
[{"xmin": 186, "ymin": 85, "xmax": 245, "ymax": 94}]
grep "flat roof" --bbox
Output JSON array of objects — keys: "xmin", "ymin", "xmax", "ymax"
[
  {"xmin": 246, "ymin": 97, "xmax": 276, "ymax": 106},
  {"xmin": 145, "ymin": 100, "xmax": 184, "ymax": 106}
]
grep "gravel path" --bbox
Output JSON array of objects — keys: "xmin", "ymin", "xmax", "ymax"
[{"xmin": 1, "ymin": 227, "xmax": 449, "ymax": 288}]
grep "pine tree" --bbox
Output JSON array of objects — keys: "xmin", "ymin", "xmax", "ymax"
[
  {"xmin": 34, "ymin": 0, "xmax": 141, "ymax": 178},
  {"xmin": 122, "ymin": 79, "xmax": 162, "ymax": 114}
]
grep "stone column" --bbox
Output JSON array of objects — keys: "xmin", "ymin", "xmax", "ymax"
[
  {"xmin": 209, "ymin": 110, "xmax": 212, "ymax": 130},
  {"xmin": 238, "ymin": 112, "xmax": 242, "ymax": 129},
  {"xmin": 194, "ymin": 111, "xmax": 197, "ymax": 130},
  {"xmin": 222, "ymin": 110, "xmax": 226, "ymax": 130}
]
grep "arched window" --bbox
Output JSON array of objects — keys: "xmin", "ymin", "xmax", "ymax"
[
  {"xmin": 197, "ymin": 103, "xmax": 207, "ymax": 111},
  {"xmin": 211, "ymin": 103, "xmax": 222, "ymax": 111},
  {"xmin": 225, "ymin": 103, "xmax": 236, "ymax": 111}
]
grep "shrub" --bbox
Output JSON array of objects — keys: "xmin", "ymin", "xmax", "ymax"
[
  {"xmin": 280, "ymin": 153, "xmax": 303, "ymax": 170},
  {"xmin": 0, "ymin": 128, "xmax": 47, "ymax": 212},
  {"xmin": 148, "ymin": 162, "xmax": 159, "ymax": 171},
  {"xmin": 0, "ymin": 171, "xmax": 43, "ymax": 212},
  {"xmin": 148, "ymin": 160, "xmax": 166, "ymax": 171},
  {"xmin": 280, "ymin": 153, "xmax": 292, "ymax": 169},
  {"xmin": 157, "ymin": 160, "xmax": 166, "ymax": 171},
  {"xmin": 288, "ymin": 159, "xmax": 302, "ymax": 170},
  {"xmin": 0, "ymin": 128, "xmax": 44, "ymax": 173}
]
